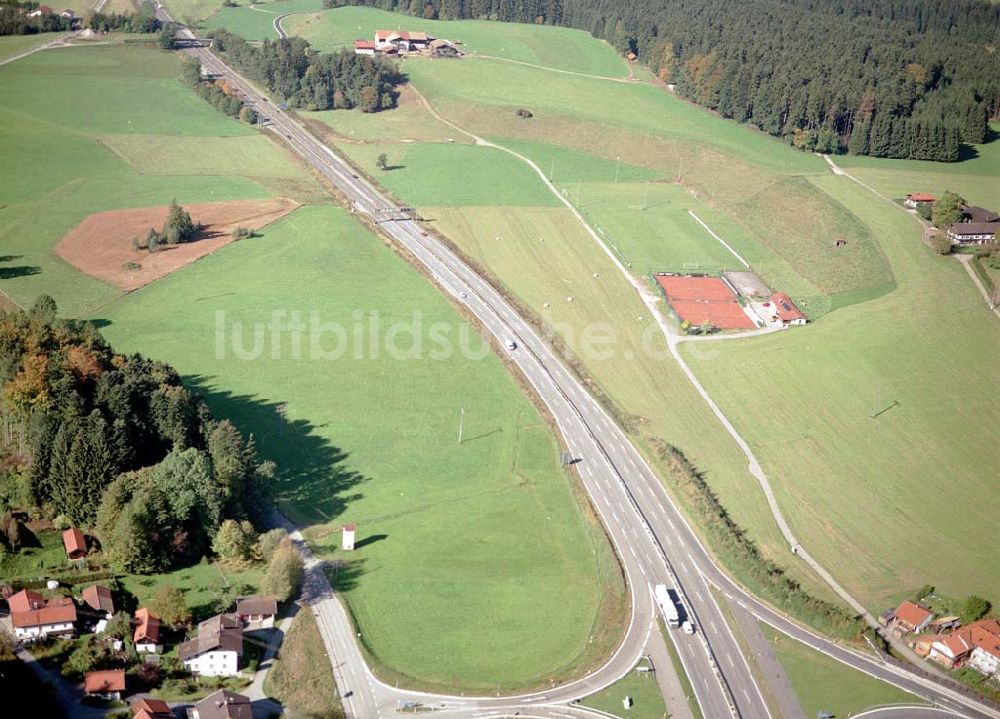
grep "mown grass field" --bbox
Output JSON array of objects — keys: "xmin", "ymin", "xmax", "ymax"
[
  {"xmin": 764, "ymin": 626, "xmax": 918, "ymax": 717},
  {"xmin": 294, "ymin": 10, "xmax": 997, "ymax": 613},
  {"xmin": 582, "ymin": 661, "xmax": 667, "ymax": 719},
  {"xmin": 0, "ymin": 44, "xmax": 325, "ymax": 315},
  {"xmin": 265, "ymin": 610, "xmax": 344, "ymax": 718},
  {"xmin": 100, "ymin": 205, "xmax": 625, "ymax": 691},
  {"xmin": 199, "ymin": 0, "xmax": 325, "ymax": 40},
  {"xmin": 0, "ymin": 33, "xmax": 66, "ymax": 63},
  {"xmin": 0, "ymin": 529, "xmax": 70, "ymax": 580},
  {"xmin": 682, "ymin": 179, "xmax": 1000, "ymax": 606},
  {"xmin": 119, "ymin": 561, "xmax": 265, "ymax": 619},
  {"xmin": 835, "ymin": 124, "xmax": 1000, "ymax": 208},
  {"xmin": 287, "ymin": 5, "xmax": 628, "ymax": 76}
]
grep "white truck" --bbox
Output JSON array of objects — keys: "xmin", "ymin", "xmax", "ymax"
[{"xmin": 654, "ymin": 584, "xmax": 680, "ymax": 627}]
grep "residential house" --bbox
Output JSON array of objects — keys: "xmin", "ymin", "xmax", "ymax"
[
  {"xmin": 82, "ymin": 585, "xmax": 115, "ymax": 618},
  {"xmin": 891, "ymin": 600, "xmax": 933, "ymax": 635},
  {"xmin": 769, "ymin": 292, "xmax": 807, "ymax": 326},
  {"xmin": 375, "ymin": 29, "xmax": 431, "ymax": 53},
  {"xmin": 132, "ymin": 698, "xmax": 173, "ymax": 719},
  {"xmin": 62, "ymin": 527, "xmax": 87, "ymax": 560},
  {"xmin": 84, "ymin": 669, "xmax": 126, "ymax": 700},
  {"xmin": 27, "ymin": 5, "xmax": 53, "ymax": 17},
  {"xmin": 947, "ymin": 222, "xmax": 997, "ymax": 245},
  {"xmin": 904, "ymin": 192, "xmax": 935, "ymax": 209},
  {"xmin": 11, "ymin": 596, "xmax": 77, "ymax": 640},
  {"xmin": 928, "ymin": 620, "xmax": 1000, "ymax": 676},
  {"xmin": 235, "ymin": 595, "xmax": 277, "ymax": 628},
  {"xmin": 429, "ymin": 38, "xmax": 460, "ymax": 57},
  {"xmin": 59, "ymin": 8, "xmax": 74, "ymax": 18},
  {"xmin": 179, "ymin": 613, "xmax": 243, "ymax": 677},
  {"xmin": 353, "ymin": 40, "xmax": 377, "ymax": 55},
  {"xmin": 961, "ymin": 206, "xmax": 1000, "ymax": 224},
  {"xmin": 7, "ymin": 588, "xmax": 45, "ymax": 614},
  {"xmin": 134, "ymin": 607, "xmax": 161, "ymax": 654},
  {"xmin": 188, "ymin": 689, "xmax": 252, "ymax": 719}
]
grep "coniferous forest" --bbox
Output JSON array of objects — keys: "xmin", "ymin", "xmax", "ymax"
[{"xmin": 327, "ymin": 0, "xmax": 1000, "ymax": 160}]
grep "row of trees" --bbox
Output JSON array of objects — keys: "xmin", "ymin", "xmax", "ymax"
[
  {"xmin": 180, "ymin": 59, "xmax": 258, "ymax": 125},
  {"xmin": 0, "ymin": 298, "xmax": 274, "ymax": 573},
  {"xmin": 330, "ymin": 0, "xmax": 999, "ymax": 160},
  {"xmin": 0, "ymin": 0, "xmax": 160, "ymax": 36},
  {"xmin": 209, "ymin": 29, "xmax": 404, "ymax": 112}
]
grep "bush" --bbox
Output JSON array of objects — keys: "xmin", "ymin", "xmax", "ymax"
[
  {"xmin": 261, "ymin": 538, "xmax": 303, "ymax": 602},
  {"xmin": 255, "ymin": 528, "xmax": 288, "ymax": 562},
  {"xmin": 515, "ymin": 108, "xmax": 533, "ymax": 118},
  {"xmin": 960, "ymin": 595, "xmax": 991, "ymax": 623},
  {"xmin": 931, "ymin": 233, "xmax": 953, "ymax": 255},
  {"xmin": 912, "ymin": 584, "xmax": 934, "ymax": 602}
]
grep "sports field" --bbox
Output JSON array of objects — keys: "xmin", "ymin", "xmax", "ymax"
[
  {"xmin": 100, "ymin": 205, "xmax": 625, "ymax": 690},
  {"xmin": 655, "ymin": 274, "xmax": 755, "ymax": 329},
  {"xmin": 0, "ymin": 44, "xmax": 325, "ymax": 315},
  {"xmin": 290, "ymin": 9, "xmax": 998, "ymax": 613}
]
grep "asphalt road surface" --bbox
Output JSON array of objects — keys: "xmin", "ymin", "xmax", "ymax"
[{"xmin": 156, "ymin": 12, "xmax": 1000, "ymax": 719}]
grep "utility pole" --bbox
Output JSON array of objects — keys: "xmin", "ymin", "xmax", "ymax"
[{"xmin": 458, "ymin": 407, "xmax": 465, "ymax": 444}]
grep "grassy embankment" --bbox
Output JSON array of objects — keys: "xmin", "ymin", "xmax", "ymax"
[
  {"xmin": 288, "ymin": 6, "xmax": 999, "ymax": 612},
  {"xmin": 265, "ymin": 610, "xmax": 345, "ymax": 719},
  {"xmin": 1, "ymin": 43, "xmax": 624, "ymax": 692}
]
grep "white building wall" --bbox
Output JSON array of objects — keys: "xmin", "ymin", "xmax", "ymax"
[
  {"xmin": 184, "ymin": 649, "xmax": 239, "ymax": 676},
  {"xmin": 968, "ymin": 648, "xmax": 1000, "ymax": 676},
  {"xmin": 14, "ymin": 622, "xmax": 75, "ymax": 640}
]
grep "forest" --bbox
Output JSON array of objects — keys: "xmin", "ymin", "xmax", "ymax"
[
  {"xmin": 0, "ymin": 298, "xmax": 274, "ymax": 574},
  {"xmin": 327, "ymin": 0, "xmax": 1000, "ymax": 160},
  {"xmin": 210, "ymin": 29, "xmax": 404, "ymax": 112}
]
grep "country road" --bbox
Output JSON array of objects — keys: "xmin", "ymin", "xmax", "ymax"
[{"xmin": 143, "ymin": 8, "xmax": 1000, "ymax": 719}]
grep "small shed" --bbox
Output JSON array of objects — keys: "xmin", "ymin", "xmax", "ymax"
[
  {"xmin": 62, "ymin": 528, "xmax": 87, "ymax": 560},
  {"xmin": 342, "ymin": 523, "xmax": 356, "ymax": 551}
]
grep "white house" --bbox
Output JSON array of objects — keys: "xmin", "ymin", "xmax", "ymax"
[
  {"xmin": 11, "ymin": 597, "xmax": 77, "ymax": 641},
  {"xmin": 179, "ymin": 614, "xmax": 243, "ymax": 677}
]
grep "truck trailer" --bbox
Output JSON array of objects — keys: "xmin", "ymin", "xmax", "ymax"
[{"xmin": 654, "ymin": 584, "xmax": 680, "ymax": 627}]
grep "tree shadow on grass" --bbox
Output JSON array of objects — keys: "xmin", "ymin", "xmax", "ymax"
[{"xmin": 183, "ymin": 375, "xmax": 368, "ymax": 528}]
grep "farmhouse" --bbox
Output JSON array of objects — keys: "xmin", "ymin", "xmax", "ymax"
[
  {"xmin": 7, "ymin": 588, "xmax": 45, "ymax": 613},
  {"xmin": 927, "ymin": 620, "xmax": 1000, "ymax": 675},
  {"xmin": 904, "ymin": 192, "xmax": 935, "ymax": 208},
  {"xmin": 81, "ymin": 584, "xmax": 115, "ymax": 618},
  {"xmin": 133, "ymin": 607, "xmax": 161, "ymax": 653},
  {"xmin": 430, "ymin": 38, "xmax": 460, "ymax": 57},
  {"xmin": 84, "ymin": 669, "xmax": 126, "ymax": 700},
  {"xmin": 769, "ymin": 292, "xmax": 807, "ymax": 326},
  {"xmin": 132, "ymin": 698, "xmax": 173, "ymax": 719},
  {"xmin": 189, "ymin": 689, "xmax": 253, "ymax": 719},
  {"xmin": 63, "ymin": 527, "xmax": 87, "ymax": 559},
  {"xmin": 353, "ymin": 40, "xmax": 377, "ymax": 55},
  {"xmin": 947, "ymin": 222, "xmax": 997, "ymax": 245},
  {"xmin": 891, "ymin": 600, "xmax": 934, "ymax": 635},
  {"xmin": 27, "ymin": 4, "xmax": 53, "ymax": 17},
  {"xmin": 12, "ymin": 596, "xmax": 77, "ymax": 640},
  {"xmin": 235, "ymin": 595, "xmax": 277, "ymax": 628},
  {"xmin": 179, "ymin": 613, "xmax": 243, "ymax": 677}
]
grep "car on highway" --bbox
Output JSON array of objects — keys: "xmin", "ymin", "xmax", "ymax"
[
  {"xmin": 505, "ymin": 339, "xmax": 517, "ymax": 351},
  {"xmin": 682, "ymin": 620, "xmax": 695, "ymax": 635}
]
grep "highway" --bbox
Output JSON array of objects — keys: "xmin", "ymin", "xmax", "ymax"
[{"xmin": 157, "ymin": 11, "xmax": 1000, "ymax": 719}]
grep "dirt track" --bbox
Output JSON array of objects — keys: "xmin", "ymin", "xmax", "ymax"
[{"xmin": 56, "ymin": 198, "xmax": 298, "ymax": 291}]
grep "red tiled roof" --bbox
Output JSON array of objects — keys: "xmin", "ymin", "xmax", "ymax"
[
  {"xmin": 134, "ymin": 607, "xmax": 161, "ymax": 644},
  {"xmin": 907, "ymin": 193, "xmax": 935, "ymax": 202},
  {"xmin": 894, "ymin": 600, "xmax": 932, "ymax": 628},
  {"xmin": 38, "ymin": 4, "xmax": 53, "ymax": 12},
  {"xmin": 354, "ymin": 40, "xmax": 376, "ymax": 49},
  {"xmin": 770, "ymin": 292, "xmax": 806, "ymax": 322},
  {"xmin": 84, "ymin": 669, "xmax": 125, "ymax": 694},
  {"xmin": 132, "ymin": 698, "xmax": 172, "ymax": 717},
  {"xmin": 236, "ymin": 595, "xmax": 277, "ymax": 617},
  {"xmin": 82, "ymin": 585, "xmax": 114, "ymax": 614},
  {"xmin": 343, "ymin": 523, "xmax": 356, "ymax": 531},
  {"xmin": 63, "ymin": 527, "xmax": 86, "ymax": 557},
  {"xmin": 12, "ymin": 600, "xmax": 77, "ymax": 628},
  {"xmin": 7, "ymin": 588, "xmax": 45, "ymax": 613}
]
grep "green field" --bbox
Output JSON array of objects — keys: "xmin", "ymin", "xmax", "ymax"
[
  {"xmin": 764, "ymin": 626, "xmax": 918, "ymax": 717},
  {"xmin": 199, "ymin": 0, "xmax": 325, "ymax": 40},
  {"xmin": 0, "ymin": 529, "xmax": 71, "ymax": 580},
  {"xmin": 265, "ymin": 610, "xmax": 344, "ymax": 718},
  {"xmin": 0, "ymin": 33, "xmax": 67, "ymax": 63},
  {"xmin": 286, "ymin": 6, "xmax": 628, "ymax": 76},
  {"xmin": 99, "ymin": 205, "xmax": 625, "ymax": 691},
  {"xmin": 0, "ymin": 44, "xmax": 324, "ymax": 315},
  {"xmin": 681, "ymin": 179, "xmax": 1000, "ymax": 606},
  {"xmin": 582, "ymin": 661, "xmax": 667, "ymax": 719},
  {"xmin": 292, "ymin": 9, "xmax": 998, "ymax": 614},
  {"xmin": 836, "ymin": 124, "xmax": 1000, "ymax": 209},
  {"xmin": 119, "ymin": 560, "xmax": 265, "ymax": 619}
]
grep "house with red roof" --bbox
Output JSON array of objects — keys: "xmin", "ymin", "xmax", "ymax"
[
  {"xmin": 769, "ymin": 292, "xmax": 807, "ymax": 326},
  {"xmin": 927, "ymin": 620, "xmax": 1000, "ymax": 676},
  {"xmin": 11, "ymin": 596, "xmax": 77, "ymax": 640},
  {"xmin": 7, "ymin": 588, "xmax": 45, "ymax": 614},
  {"xmin": 891, "ymin": 600, "xmax": 934, "ymax": 636},
  {"xmin": 62, "ymin": 527, "xmax": 87, "ymax": 560},
  {"xmin": 134, "ymin": 607, "xmax": 161, "ymax": 653},
  {"xmin": 904, "ymin": 192, "xmax": 935, "ymax": 209},
  {"xmin": 84, "ymin": 669, "xmax": 125, "ymax": 700},
  {"xmin": 374, "ymin": 29, "xmax": 432, "ymax": 52},
  {"xmin": 132, "ymin": 698, "xmax": 173, "ymax": 719},
  {"xmin": 354, "ymin": 40, "xmax": 377, "ymax": 55},
  {"xmin": 82, "ymin": 585, "xmax": 115, "ymax": 617}
]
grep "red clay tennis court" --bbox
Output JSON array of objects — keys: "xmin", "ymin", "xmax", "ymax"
[{"xmin": 655, "ymin": 274, "xmax": 756, "ymax": 330}]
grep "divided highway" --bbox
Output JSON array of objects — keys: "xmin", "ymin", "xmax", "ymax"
[{"xmin": 157, "ymin": 11, "xmax": 1000, "ymax": 719}]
